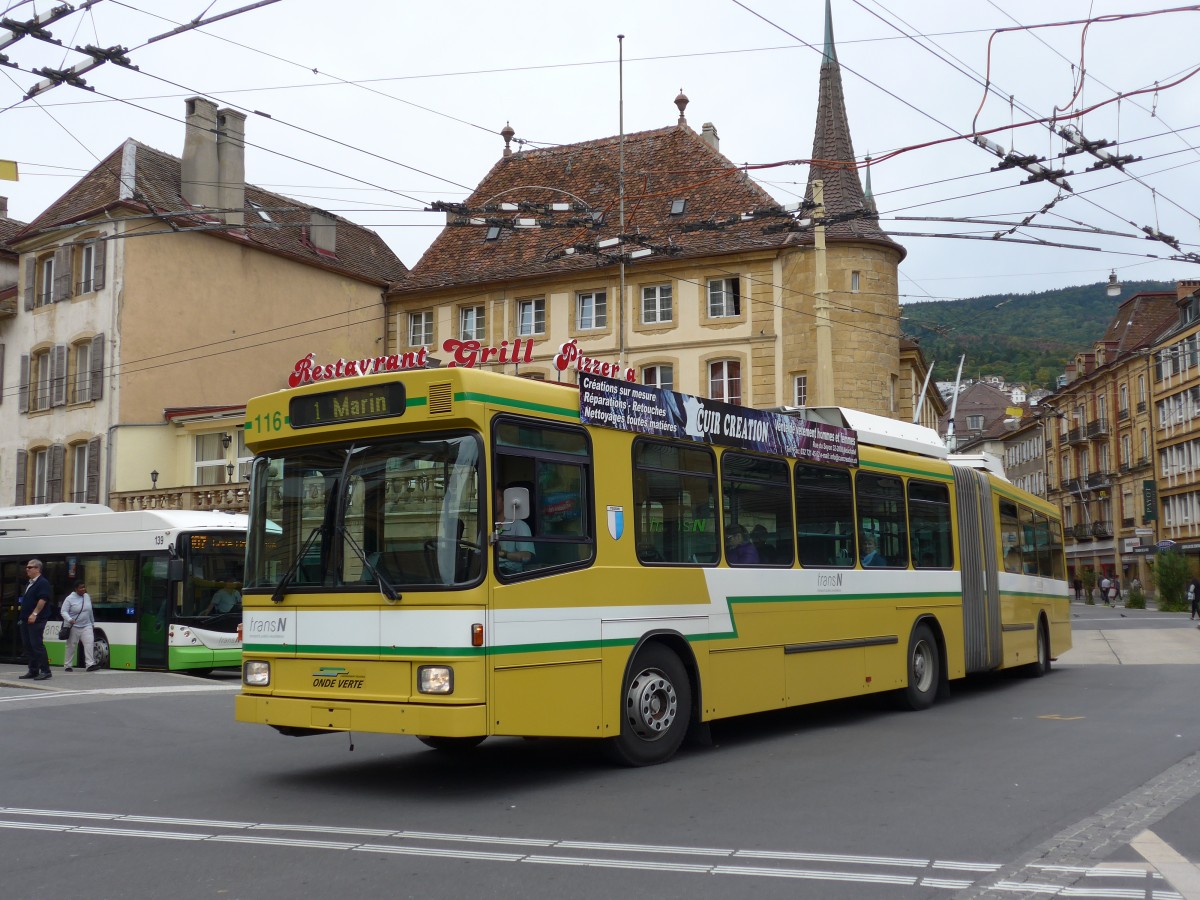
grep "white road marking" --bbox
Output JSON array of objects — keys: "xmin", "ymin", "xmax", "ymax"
[
  {"xmin": 0, "ymin": 806, "xmax": 1190, "ymax": 897},
  {"xmin": 1132, "ymin": 829, "xmax": 1200, "ymax": 900}
]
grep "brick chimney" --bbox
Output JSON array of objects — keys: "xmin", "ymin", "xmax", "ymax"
[
  {"xmin": 0, "ymin": 196, "xmax": 7, "ymax": 218},
  {"xmin": 217, "ymin": 108, "xmax": 246, "ymax": 226},
  {"xmin": 701, "ymin": 122, "xmax": 719, "ymax": 152},
  {"xmin": 182, "ymin": 97, "xmax": 219, "ymax": 209}
]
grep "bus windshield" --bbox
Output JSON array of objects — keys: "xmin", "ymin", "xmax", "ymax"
[
  {"xmin": 179, "ymin": 532, "xmax": 247, "ymax": 629},
  {"xmin": 245, "ymin": 433, "xmax": 483, "ymax": 592}
]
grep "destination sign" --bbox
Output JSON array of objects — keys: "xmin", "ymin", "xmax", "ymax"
[
  {"xmin": 578, "ymin": 373, "xmax": 858, "ymax": 466},
  {"xmin": 289, "ymin": 382, "xmax": 407, "ymax": 428}
]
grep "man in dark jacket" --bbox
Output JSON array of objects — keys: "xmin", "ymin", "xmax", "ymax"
[{"xmin": 18, "ymin": 558, "xmax": 53, "ymax": 680}]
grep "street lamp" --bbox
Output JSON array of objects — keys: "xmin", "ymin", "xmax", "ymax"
[
  {"xmin": 150, "ymin": 470, "xmax": 158, "ymax": 489},
  {"xmin": 1106, "ymin": 270, "xmax": 1121, "ymax": 298},
  {"xmin": 226, "ymin": 462, "xmax": 235, "ymax": 483}
]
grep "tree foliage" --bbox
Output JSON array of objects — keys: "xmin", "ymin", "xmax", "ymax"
[
  {"xmin": 1151, "ymin": 550, "xmax": 1191, "ymax": 612},
  {"xmin": 901, "ymin": 280, "xmax": 1173, "ymax": 390}
]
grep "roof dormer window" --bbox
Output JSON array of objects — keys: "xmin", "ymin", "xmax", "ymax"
[{"xmin": 669, "ymin": 199, "xmax": 687, "ymax": 216}]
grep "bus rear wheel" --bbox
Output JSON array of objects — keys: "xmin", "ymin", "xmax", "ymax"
[
  {"xmin": 900, "ymin": 623, "xmax": 939, "ymax": 711},
  {"xmin": 607, "ymin": 643, "xmax": 691, "ymax": 767},
  {"xmin": 1025, "ymin": 620, "xmax": 1051, "ymax": 678},
  {"xmin": 415, "ymin": 735, "xmax": 485, "ymax": 753}
]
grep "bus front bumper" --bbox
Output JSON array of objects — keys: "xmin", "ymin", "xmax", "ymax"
[{"xmin": 235, "ymin": 692, "xmax": 487, "ymax": 737}]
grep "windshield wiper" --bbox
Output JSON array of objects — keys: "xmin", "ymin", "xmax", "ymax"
[
  {"xmin": 338, "ymin": 525, "xmax": 401, "ymax": 602},
  {"xmin": 271, "ymin": 525, "xmax": 324, "ymax": 603}
]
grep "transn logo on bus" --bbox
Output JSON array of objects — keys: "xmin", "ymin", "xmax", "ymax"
[
  {"xmin": 245, "ymin": 616, "xmax": 287, "ymax": 634},
  {"xmin": 816, "ymin": 573, "xmax": 843, "ymax": 591},
  {"xmin": 312, "ymin": 667, "xmax": 364, "ymax": 689}
]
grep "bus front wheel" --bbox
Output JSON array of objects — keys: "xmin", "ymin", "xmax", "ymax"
[
  {"xmin": 900, "ymin": 623, "xmax": 939, "ymax": 711},
  {"xmin": 91, "ymin": 631, "xmax": 110, "ymax": 669},
  {"xmin": 1025, "ymin": 620, "xmax": 1051, "ymax": 678},
  {"xmin": 607, "ymin": 643, "xmax": 691, "ymax": 767}
]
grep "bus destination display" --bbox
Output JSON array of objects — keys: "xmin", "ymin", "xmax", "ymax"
[{"xmin": 289, "ymin": 382, "xmax": 406, "ymax": 428}]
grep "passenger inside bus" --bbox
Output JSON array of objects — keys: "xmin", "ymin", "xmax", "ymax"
[
  {"xmin": 203, "ymin": 581, "xmax": 241, "ymax": 615},
  {"xmin": 495, "ymin": 486, "xmax": 534, "ymax": 574},
  {"xmin": 860, "ymin": 537, "xmax": 887, "ymax": 567}
]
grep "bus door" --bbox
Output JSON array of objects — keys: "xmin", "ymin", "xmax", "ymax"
[
  {"xmin": 0, "ymin": 560, "xmax": 25, "ymax": 662},
  {"xmin": 135, "ymin": 554, "xmax": 171, "ymax": 669}
]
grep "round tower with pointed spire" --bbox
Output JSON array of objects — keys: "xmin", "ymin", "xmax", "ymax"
[{"xmin": 779, "ymin": 0, "xmax": 905, "ymax": 416}]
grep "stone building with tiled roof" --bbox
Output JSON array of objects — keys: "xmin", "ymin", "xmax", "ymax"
[
  {"xmin": 0, "ymin": 197, "xmax": 26, "ymax": 316},
  {"xmin": 3, "ymin": 98, "xmax": 406, "ymax": 510},
  {"xmin": 387, "ymin": 1, "xmax": 928, "ymax": 420}
]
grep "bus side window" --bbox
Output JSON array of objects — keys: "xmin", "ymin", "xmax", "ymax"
[
  {"xmin": 794, "ymin": 463, "xmax": 854, "ymax": 567},
  {"xmin": 633, "ymin": 439, "xmax": 718, "ymax": 566},
  {"xmin": 909, "ymin": 480, "xmax": 952, "ymax": 569},
  {"xmin": 855, "ymin": 472, "xmax": 908, "ymax": 569},
  {"xmin": 999, "ymin": 500, "xmax": 1021, "ymax": 574}
]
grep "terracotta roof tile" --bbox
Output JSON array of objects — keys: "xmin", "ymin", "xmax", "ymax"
[
  {"xmin": 15, "ymin": 140, "xmax": 406, "ymax": 285},
  {"xmin": 396, "ymin": 126, "xmax": 799, "ymax": 293}
]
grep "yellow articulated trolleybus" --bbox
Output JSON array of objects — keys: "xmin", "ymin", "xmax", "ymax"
[{"xmin": 235, "ymin": 366, "xmax": 1070, "ymax": 765}]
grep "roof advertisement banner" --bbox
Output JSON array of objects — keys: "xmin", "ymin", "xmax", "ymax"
[{"xmin": 578, "ymin": 373, "xmax": 858, "ymax": 466}]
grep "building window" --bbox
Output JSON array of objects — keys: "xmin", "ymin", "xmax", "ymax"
[
  {"xmin": 459, "ymin": 305, "xmax": 485, "ymax": 341},
  {"xmin": 70, "ymin": 341, "xmax": 91, "ymax": 404},
  {"xmin": 38, "ymin": 255, "xmax": 55, "ymax": 307},
  {"xmin": 851, "ymin": 271, "xmax": 861, "ymax": 293},
  {"xmin": 793, "ymin": 374, "xmax": 808, "ymax": 406},
  {"xmin": 641, "ymin": 284, "xmax": 672, "ymax": 325},
  {"xmin": 517, "ymin": 297, "xmax": 545, "ymax": 336},
  {"xmin": 408, "ymin": 311, "xmax": 433, "ymax": 346},
  {"xmin": 70, "ymin": 443, "xmax": 89, "ymax": 502},
  {"xmin": 966, "ymin": 415, "xmax": 984, "ymax": 431},
  {"xmin": 1119, "ymin": 384, "xmax": 1128, "ymax": 413},
  {"xmin": 642, "ymin": 365, "xmax": 673, "ymax": 391},
  {"xmin": 78, "ymin": 243, "xmax": 95, "ymax": 294},
  {"xmin": 30, "ymin": 449, "xmax": 49, "ymax": 504},
  {"xmin": 707, "ymin": 278, "xmax": 740, "ymax": 318},
  {"xmin": 195, "ymin": 433, "xmax": 233, "ymax": 486},
  {"xmin": 31, "ymin": 349, "xmax": 51, "ymax": 412},
  {"xmin": 709, "ymin": 360, "xmax": 742, "ymax": 406},
  {"xmin": 576, "ymin": 291, "xmax": 606, "ymax": 330}
]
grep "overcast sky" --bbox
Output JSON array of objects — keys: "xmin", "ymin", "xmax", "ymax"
[{"xmin": 2, "ymin": 0, "xmax": 1198, "ymax": 303}]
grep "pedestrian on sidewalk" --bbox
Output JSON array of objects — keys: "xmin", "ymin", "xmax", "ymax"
[
  {"xmin": 1073, "ymin": 576, "xmax": 1083, "ymax": 601},
  {"xmin": 1109, "ymin": 576, "xmax": 1121, "ymax": 606},
  {"xmin": 1189, "ymin": 576, "xmax": 1200, "ymax": 620},
  {"xmin": 1100, "ymin": 575, "xmax": 1112, "ymax": 606},
  {"xmin": 17, "ymin": 559, "xmax": 52, "ymax": 681},
  {"xmin": 59, "ymin": 582, "xmax": 97, "ymax": 672}
]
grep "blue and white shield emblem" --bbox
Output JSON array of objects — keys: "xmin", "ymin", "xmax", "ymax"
[{"xmin": 607, "ymin": 505, "xmax": 624, "ymax": 541}]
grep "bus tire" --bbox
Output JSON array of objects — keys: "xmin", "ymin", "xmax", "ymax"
[
  {"xmin": 91, "ymin": 631, "xmax": 110, "ymax": 669},
  {"xmin": 900, "ymin": 623, "xmax": 939, "ymax": 711},
  {"xmin": 607, "ymin": 643, "xmax": 691, "ymax": 767},
  {"xmin": 1025, "ymin": 620, "xmax": 1051, "ymax": 678},
  {"xmin": 415, "ymin": 735, "xmax": 485, "ymax": 753}
]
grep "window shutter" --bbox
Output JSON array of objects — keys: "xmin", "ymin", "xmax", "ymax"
[
  {"xmin": 47, "ymin": 443, "xmax": 65, "ymax": 503},
  {"xmin": 23, "ymin": 258, "xmax": 35, "ymax": 311},
  {"xmin": 90, "ymin": 333, "xmax": 105, "ymax": 401},
  {"xmin": 53, "ymin": 247, "xmax": 72, "ymax": 302},
  {"xmin": 0, "ymin": 343, "xmax": 5, "ymax": 404},
  {"xmin": 91, "ymin": 240, "xmax": 106, "ymax": 291},
  {"xmin": 86, "ymin": 436, "xmax": 102, "ymax": 504},
  {"xmin": 14, "ymin": 450, "xmax": 26, "ymax": 505},
  {"xmin": 50, "ymin": 343, "xmax": 68, "ymax": 407},
  {"xmin": 18, "ymin": 354, "xmax": 29, "ymax": 414}
]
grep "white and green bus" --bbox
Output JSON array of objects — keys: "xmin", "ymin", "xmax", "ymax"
[{"xmin": 0, "ymin": 505, "xmax": 247, "ymax": 672}]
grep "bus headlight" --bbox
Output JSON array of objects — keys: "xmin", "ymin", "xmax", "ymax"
[
  {"xmin": 243, "ymin": 660, "xmax": 271, "ymax": 686},
  {"xmin": 417, "ymin": 665, "xmax": 453, "ymax": 694}
]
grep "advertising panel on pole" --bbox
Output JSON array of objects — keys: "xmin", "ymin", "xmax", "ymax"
[{"xmin": 577, "ymin": 373, "xmax": 858, "ymax": 466}]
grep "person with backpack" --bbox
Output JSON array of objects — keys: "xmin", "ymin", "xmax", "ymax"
[{"xmin": 59, "ymin": 581, "xmax": 98, "ymax": 672}]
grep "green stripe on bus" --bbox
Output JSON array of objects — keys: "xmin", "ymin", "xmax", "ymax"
[
  {"xmin": 457, "ymin": 391, "xmax": 581, "ymax": 419},
  {"xmin": 860, "ymin": 460, "xmax": 954, "ymax": 481}
]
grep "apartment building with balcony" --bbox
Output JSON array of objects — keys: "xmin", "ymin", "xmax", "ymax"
[
  {"xmin": 1044, "ymin": 291, "xmax": 1177, "ymax": 584},
  {"xmin": 1151, "ymin": 281, "xmax": 1200, "ymax": 556}
]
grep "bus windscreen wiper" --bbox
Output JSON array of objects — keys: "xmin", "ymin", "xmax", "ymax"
[
  {"xmin": 338, "ymin": 525, "xmax": 401, "ymax": 602},
  {"xmin": 271, "ymin": 525, "xmax": 324, "ymax": 603}
]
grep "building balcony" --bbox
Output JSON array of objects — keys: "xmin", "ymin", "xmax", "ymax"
[
  {"xmin": 1091, "ymin": 520, "xmax": 1113, "ymax": 538},
  {"xmin": 1062, "ymin": 478, "xmax": 1083, "ymax": 494},
  {"xmin": 1137, "ymin": 400, "xmax": 1147, "ymax": 413},
  {"xmin": 109, "ymin": 484, "xmax": 249, "ymax": 514},
  {"xmin": 1135, "ymin": 455, "xmax": 1152, "ymax": 470},
  {"xmin": 1071, "ymin": 523, "xmax": 1093, "ymax": 541},
  {"xmin": 1087, "ymin": 418, "xmax": 1111, "ymax": 439},
  {"xmin": 1119, "ymin": 462, "xmax": 1132, "ymax": 474},
  {"xmin": 1086, "ymin": 471, "xmax": 1112, "ymax": 490},
  {"xmin": 1067, "ymin": 427, "xmax": 1087, "ymax": 445},
  {"xmin": 1118, "ymin": 407, "xmax": 1130, "ymax": 422},
  {"xmin": 1121, "ymin": 517, "xmax": 1135, "ymax": 528}
]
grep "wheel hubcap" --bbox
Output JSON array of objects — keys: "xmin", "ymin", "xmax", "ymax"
[
  {"xmin": 912, "ymin": 641, "xmax": 933, "ymax": 692},
  {"xmin": 624, "ymin": 667, "xmax": 677, "ymax": 741}
]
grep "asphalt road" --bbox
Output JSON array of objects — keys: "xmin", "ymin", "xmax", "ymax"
[{"xmin": 4, "ymin": 602, "xmax": 1200, "ymax": 900}]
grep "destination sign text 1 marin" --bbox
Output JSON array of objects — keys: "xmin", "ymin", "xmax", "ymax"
[{"xmin": 289, "ymin": 382, "xmax": 407, "ymax": 428}]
